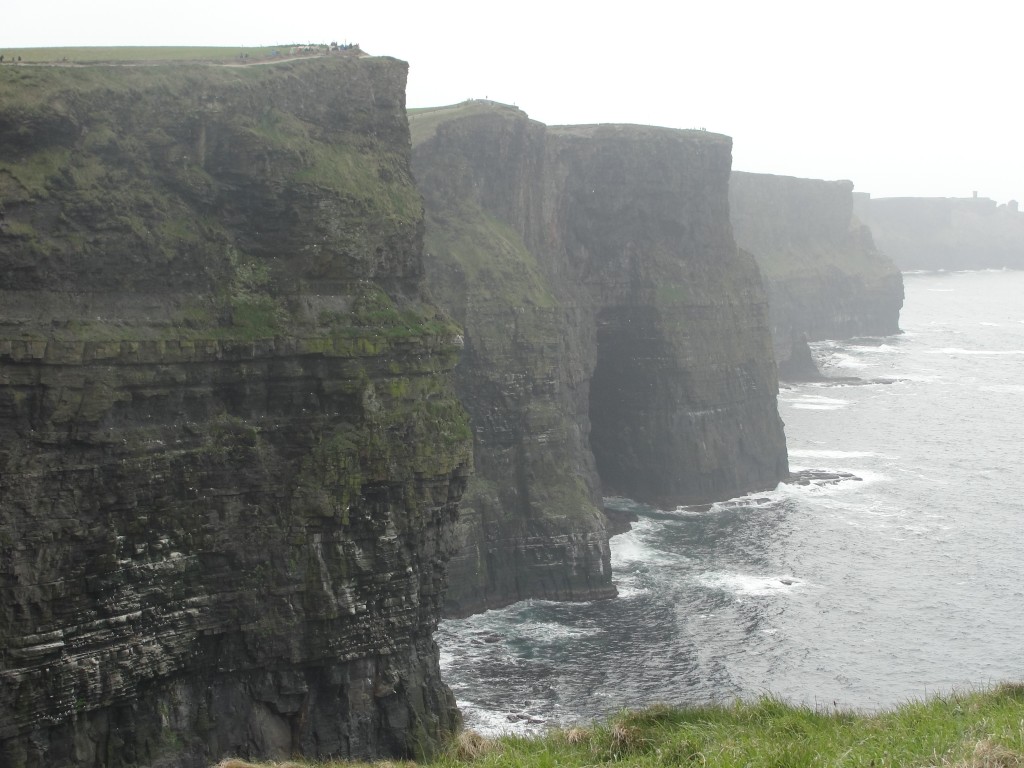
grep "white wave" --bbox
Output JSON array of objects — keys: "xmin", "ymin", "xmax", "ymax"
[
  {"xmin": 927, "ymin": 348, "xmax": 1024, "ymax": 355},
  {"xmin": 664, "ymin": 506, "xmax": 717, "ymax": 517},
  {"xmin": 978, "ymin": 384, "xmax": 1024, "ymax": 394},
  {"xmin": 456, "ymin": 700, "xmax": 545, "ymax": 736},
  {"xmin": 980, "ymin": 322, "xmax": 1001, "ymax": 327},
  {"xmin": 847, "ymin": 468, "xmax": 890, "ymax": 485},
  {"xmin": 701, "ymin": 477, "xmax": 860, "ymax": 509},
  {"xmin": 611, "ymin": 520, "xmax": 671, "ymax": 567},
  {"xmin": 828, "ymin": 353, "xmax": 870, "ymax": 369},
  {"xmin": 789, "ymin": 449, "xmax": 882, "ymax": 459},
  {"xmin": 612, "ymin": 539, "xmax": 691, "ymax": 569},
  {"xmin": 696, "ymin": 571, "xmax": 805, "ymax": 596},
  {"xmin": 787, "ymin": 394, "xmax": 850, "ymax": 404},
  {"xmin": 847, "ymin": 344, "xmax": 903, "ymax": 354},
  {"xmin": 654, "ymin": 486, "xmax": 792, "ymax": 516},
  {"xmin": 510, "ymin": 621, "xmax": 603, "ymax": 643},
  {"xmin": 900, "ymin": 523, "xmax": 936, "ymax": 534},
  {"xmin": 610, "ymin": 536, "xmax": 647, "ymax": 567},
  {"xmin": 701, "ymin": 493, "xmax": 780, "ymax": 514},
  {"xmin": 782, "ymin": 394, "xmax": 851, "ymax": 411},
  {"xmin": 613, "ymin": 583, "xmax": 648, "ymax": 599},
  {"xmin": 626, "ymin": 516, "xmax": 664, "ymax": 533}
]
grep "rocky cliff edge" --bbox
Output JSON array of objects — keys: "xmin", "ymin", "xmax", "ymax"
[{"xmin": 0, "ymin": 57, "xmax": 470, "ymax": 767}]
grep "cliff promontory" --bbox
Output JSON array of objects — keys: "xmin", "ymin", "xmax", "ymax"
[
  {"xmin": 410, "ymin": 103, "xmax": 789, "ymax": 616},
  {"xmin": 729, "ymin": 172, "xmax": 904, "ymax": 378},
  {"xmin": 0, "ymin": 57, "xmax": 470, "ymax": 766},
  {"xmin": 861, "ymin": 195, "xmax": 1024, "ymax": 270}
]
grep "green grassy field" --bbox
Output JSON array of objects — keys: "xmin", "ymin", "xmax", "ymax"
[
  {"xmin": 212, "ymin": 684, "xmax": 1024, "ymax": 768},
  {"xmin": 0, "ymin": 45, "xmax": 330, "ymax": 64}
]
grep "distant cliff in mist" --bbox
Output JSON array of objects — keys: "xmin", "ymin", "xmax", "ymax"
[
  {"xmin": 730, "ymin": 172, "xmax": 904, "ymax": 379},
  {"xmin": 858, "ymin": 194, "xmax": 1024, "ymax": 270}
]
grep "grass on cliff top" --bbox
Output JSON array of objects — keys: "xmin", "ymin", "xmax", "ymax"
[
  {"xmin": 408, "ymin": 100, "xmax": 527, "ymax": 147},
  {"xmin": 214, "ymin": 684, "xmax": 1024, "ymax": 768},
  {"xmin": 0, "ymin": 46, "xmax": 324, "ymax": 64}
]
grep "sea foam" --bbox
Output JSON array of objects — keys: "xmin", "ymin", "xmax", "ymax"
[{"xmin": 696, "ymin": 572, "xmax": 805, "ymax": 597}]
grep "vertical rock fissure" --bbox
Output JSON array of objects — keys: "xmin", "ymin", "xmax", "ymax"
[{"xmin": 588, "ymin": 305, "xmax": 668, "ymax": 502}]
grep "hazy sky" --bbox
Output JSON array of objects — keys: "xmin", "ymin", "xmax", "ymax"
[{"xmin": 3, "ymin": 0, "xmax": 1021, "ymax": 203}]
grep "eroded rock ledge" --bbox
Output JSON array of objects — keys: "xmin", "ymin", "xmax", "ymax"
[
  {"xmin": 410, "ymin": 103, "xmax": 790, "ymax": 616},
  {"xmin": 0, "ymin": 57, "xmax": 470, "ymax": 767}
]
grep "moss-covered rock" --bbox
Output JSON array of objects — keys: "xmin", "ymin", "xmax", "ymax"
[{"xmin": 0, "ymin": 56, "xmax": 470, "ymax": 767}]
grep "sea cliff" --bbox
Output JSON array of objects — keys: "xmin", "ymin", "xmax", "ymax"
[
  {"xmin": 411, "ymin": 103, "xmax": 789, "ymax": 616},
  {"xmin": 729, "ymin": 172, "xmax": 904, "ymax": 378},
  {"xmin": 861, "ymin": 195, "xmax": 1024, "ymax": 270},
  {"xmin": 0, "ymin": 57, "xmax": 470, "ymax": 767}
]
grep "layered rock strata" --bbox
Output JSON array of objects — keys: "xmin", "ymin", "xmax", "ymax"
[
  {"xmin": 861, "ymin": 195, "xmax": 1024, "ymax": 270},
  {"xmin": 0, "ymin": 58, "xmax": 470, "ymax": 767},
  {"xmin": 729, "ymin": 172, "xmax": 904, "ymax": 378},
  {"xmin": 410, "ymin": 103, "xmax": 789, "ymax": 616}
]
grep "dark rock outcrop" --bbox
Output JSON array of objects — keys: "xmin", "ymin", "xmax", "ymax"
[
  {"xmin": 729, "ymin": 172, "xmax": 904, "ymax": 378},
  {"xmin": 0, "ymin": 58, "xmax": 470, "ymax": 767},
  {"xmin": 861, "ymin": 195, "xmax": 1024, "ymax": 270},
  {"xmin": 410, "ymin": 103, "xmax": 789, "ymax": 616}
]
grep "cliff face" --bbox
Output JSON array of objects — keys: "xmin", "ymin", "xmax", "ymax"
[
  {"xmin": 729, "ymin": 172, "xmax": 904, "ymax": 378},
  {"xmin": 409, "ymin": 105, "xmax": 612, "ymax": 617},
  {"xmin": 411, "ymin": 104, "xmax": 789, "ymax": 616},
  {"xmin": 0, "ymin": 58, "xmax": 470, "ymax": 767},
  {"xmin": 863, "ymin": 196, "xmax": 1024, "ymax": 270}
]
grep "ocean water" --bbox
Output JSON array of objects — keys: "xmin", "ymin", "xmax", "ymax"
[{"xmin": 437, "ymin": 270, "xmax": 1024, "ymax": 734}]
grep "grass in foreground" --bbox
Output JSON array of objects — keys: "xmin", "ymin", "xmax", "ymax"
[{"xmin": 214, "ymin": 683, "xmax": 1024, "ymax": 767}]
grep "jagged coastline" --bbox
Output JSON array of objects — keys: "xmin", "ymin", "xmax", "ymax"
[{"xmin": 0, "ymin": 68, "xmax": 855, "ymax": 768}]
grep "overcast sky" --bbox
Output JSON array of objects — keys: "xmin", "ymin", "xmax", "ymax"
[{"xmin": 3, "ymin": 0, "xmax": 1021, "ymax": 203}]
